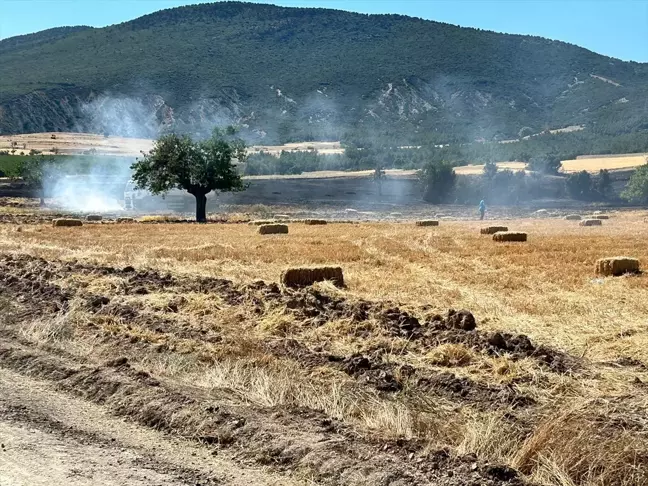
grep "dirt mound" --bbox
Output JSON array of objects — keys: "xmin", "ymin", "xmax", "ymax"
[{"xmin": 0, "ymin": 254, "xmax": 576, "ymax": 375}]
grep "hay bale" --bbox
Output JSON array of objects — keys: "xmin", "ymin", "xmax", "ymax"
[
  {"xmin": 86, "ymin": 214, "xmax": 103, "ymax": 221},
  {"xmin": 595, "ymin": 215, "xmax": 610, "ymax": 220},
  {"xmin": 493, "ymin": 231, "xmax": 527, "ymax": 242},
  {"xmin": 52, "ymin": 218, "xmax": 83, "ymax": 227},
  {"xmin": 258, "ymin": 224, "xmax": 288, "ymax": 235},
  {"xmin": 304, "ymin": 219, "xmax": 327, "ymax": 225},
  {"xmin": 117, "ymin": 217, "xmax": 135, "ymax": 224},
  {"xmin": 281, "ymin": 267, "xmax": 344, "ymax": 288},
  {"xmin": 248, "ymin": 220, "xmax": 276, "ymax": 226},
  {"xmin": 580, "ymin": 219, "xmax": 602, "ymax": 227},
  {"xmin": 415, "ymin": 220, "xmax": 439, "ymax": 227},
  {"xmin": 564, "ymin": 214, "xmax": 582, "ymax": 221},
  {"xmin": 596, "ymin": 257, "xmax": 640, "ymax": 276},
  {"xmin": 480, "ymin": 226, "xmax": 508, "ymax": 235}
]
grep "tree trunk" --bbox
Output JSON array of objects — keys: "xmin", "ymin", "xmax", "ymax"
[{"xmin": 194, "ymin": 193, "xmax": 207, "ymax": 222}]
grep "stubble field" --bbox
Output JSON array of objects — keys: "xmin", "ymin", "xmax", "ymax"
[{"xmin": 1, "ymin": 208, "xmax": 647, "ymax": 485}]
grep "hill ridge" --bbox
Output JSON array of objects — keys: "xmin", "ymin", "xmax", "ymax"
[{"xmin": 0, "ymin": 1, "xmax": 646, "ymax": 143}]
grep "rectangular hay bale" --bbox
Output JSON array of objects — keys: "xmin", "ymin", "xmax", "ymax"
[
  {"xmin": 580, "ymin": 219, "xmax": 602, "ymax": 226},
  {"xmin": 248, "ymin": 220, "xmax": 276, "ymax": 226},
  {"xmin": 493, "ymin": 231, "xmax": 527, "ymax": 242},
  {"xmin": 415, "ymin": 220, "xmax": 439, "ymax": 227},
  {"xmin": 303, "ymin": 219, "xmax": 327, "ymax": 225},
  {"xmin": 595, "ymin": 215, "xmax": 610, "ymax": 220},
  {"xmin": 480, "ymin": 226, "xmax": 508, "ymax": 235},
  {"xmin": 258, "ymin": 224, "xmax": 288, "ymax": 235},
  {"xmin": 564, "ymin": 214, "xmax": 582, "ymax": 221},
  {"xmin": 52, "ymin": 218, "xmax": 83, "ymax": 227},
  {"xmin": 86, "ymin": 214, "xmax": 103, "ymax": 221},
  {"xmin": 596, "ymin": 257, "xmax": 640, "ymax": 276},
  {"xmin": 281, "ymin": 267, "xmax": 344, "ymax": 288}
]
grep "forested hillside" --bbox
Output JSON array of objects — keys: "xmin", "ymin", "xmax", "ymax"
[{"xmin": 1, "ymin": 1, "xmax": 647, "ymax": 144}]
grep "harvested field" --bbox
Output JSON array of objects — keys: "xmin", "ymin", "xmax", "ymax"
[
  {"xmin": 0, "ymin": 132, "xmax": 153, "ymax": 156},
  {"xmin": 0, "ymin": 208, "xmax": 648, "ymax": 485},
  {"xmin": 561, "ymin": 154, "xmax": 647, "ymax": 173}
]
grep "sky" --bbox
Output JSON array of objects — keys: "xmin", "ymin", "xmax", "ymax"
[{"xmin": 1, "ymin": 0, "xmax": 647, "ymax": 62}]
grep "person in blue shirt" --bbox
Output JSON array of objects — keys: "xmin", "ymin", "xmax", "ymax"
[{"xmin": 479, "ymin": 200, "xmax": 486, "ymax": 220}]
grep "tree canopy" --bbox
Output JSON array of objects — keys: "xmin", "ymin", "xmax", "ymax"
[
  {"xmin": 131, "ymin": 128, "xmax": 246, "ymax": 221},
  {"xmin": 622, "ymin": 161, "xmax": 648, "ymax": 204},
  {"xmin": 18, "ymin": 155, "xmax": 62, "ymax": 205}
]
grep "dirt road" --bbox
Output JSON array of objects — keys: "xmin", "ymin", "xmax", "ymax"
[{"xmin": 0, "ymin": 367, "xmax": 296, "ymax": 486}]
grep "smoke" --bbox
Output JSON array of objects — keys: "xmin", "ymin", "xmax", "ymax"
[
  {"xmin": 79, "ymin": 94, "xmax": 170, "ymax": 138},
  {"xmin": 44, "ymin": 157, "xmax": 134, "ymax": 213}
]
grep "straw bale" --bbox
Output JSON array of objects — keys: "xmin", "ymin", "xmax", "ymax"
[
  {"xmin": 596, "ymin": 257, "xmax": 640, "ymax": 276},
  {"xmin": 281, "ymin": 266, "xmax": 344, "ymax": 288},
  {"xmin": 258, "ymin": 224, "xmax": 288, "ymax": 235},
  {"xmin": 493, "ymin": 231, "xmax": 527, "ymax": 242}
]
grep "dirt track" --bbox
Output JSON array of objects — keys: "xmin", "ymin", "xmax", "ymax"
[{"xmin": 0, "ymin": 367, "xmax": 292, "ymax": 486}]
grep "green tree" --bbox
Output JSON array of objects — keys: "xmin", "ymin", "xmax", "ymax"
[
  {"xmin": 18, "ymin": 156, "xmax": 63, "ymax": 206},
  {"xmin": 483, "ymin": 161, "xmax": 498, "ymax": 180},
  {"xmin": 373, "ymin": 164, "xmax": 386, "ymax": 197},
  {"xmin": 418, "ymin": 162, "xmax": 456, "ymax": 204},
  {"xmin": 528, "ymin": 154, "xmax": 562, "ymax": 175},
  {"xmin": 131, "ymin": 127, "xmax": 246, "ymax": 222},
  {"xmin": 566, "ymin": 170, "xmax": 594, "ymax": 200},
  {"xmin": 597, "ymin": 169, "xmax": 612, "ymax": 199},
  {"xmin": 622, "ymin": 162, "xmax": 648, "ymax": 204}
]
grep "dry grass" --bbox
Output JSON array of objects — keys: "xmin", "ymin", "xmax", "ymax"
[{"xmin": 3, "ymin": 211, "xmax": 648, "ymax": 485}]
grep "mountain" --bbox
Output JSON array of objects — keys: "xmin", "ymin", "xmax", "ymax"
[{"xmin": 1, "ymin": 1, "xmax": 647, "ymax": 144}]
